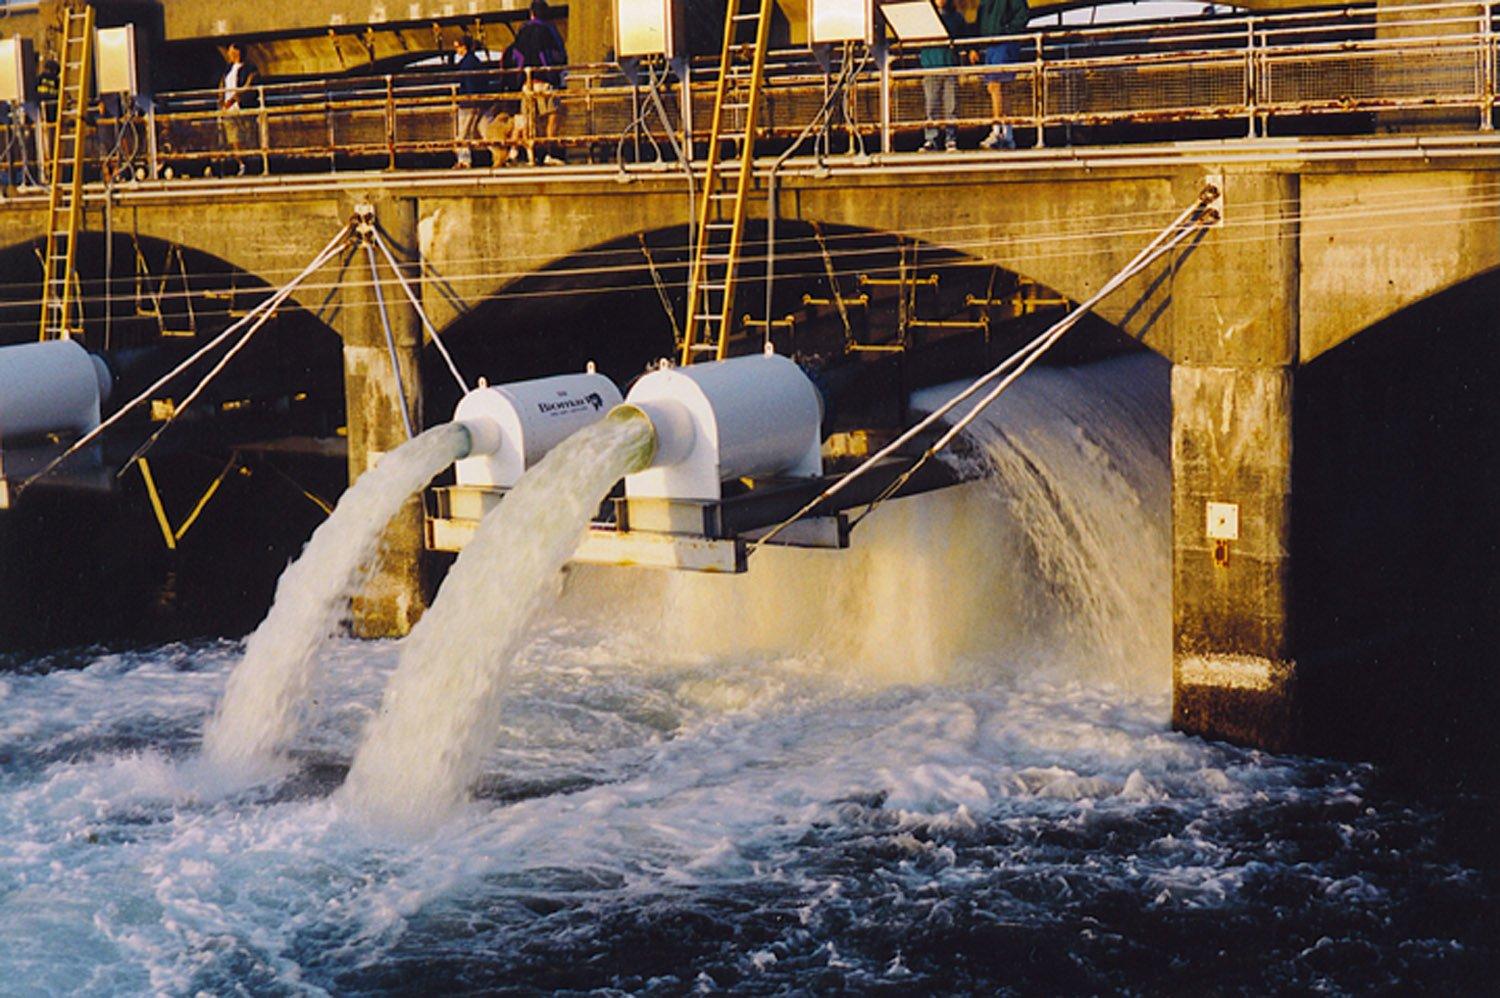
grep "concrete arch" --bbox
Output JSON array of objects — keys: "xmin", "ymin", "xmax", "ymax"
[{"xmin": 0, "ymin": 231, "xmax": 345, "ymax": 441}]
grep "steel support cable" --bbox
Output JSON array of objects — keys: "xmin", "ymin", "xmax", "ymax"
[
  {"xmin": 633, "ymin": 58, "xmax": 697, "ymax": 307},
  {"xmin": 639, "ymin": 232, "xmax": 683, "ymax": 345},
  {"xmin": 119, "ymin": 231, "xmax": 354, "ymax": 470},
  {"xmin": 608, "ymin": 58, "xmax": 697, "ymax": 341},
  {"xmin": 0, "ymin": 193, "xmax": 1457, "ymax": 329},
  {"xmin": 6, "ymin": 182, "xmax": 1500, "ymax": 330},
  {"xmin": 748, "ymin": 191, "xmax": 1216, "ymax": 553},
  {"xmin": 364, "ymin": 238, "xmax": 417, "ymax": 440},
  {"xmin": 371, "ymin": 229, "xmax": 469, "ymax": 394},
  {"xmin": 16, "ymin": 223, "xmax": 354, "ymax": 496}
]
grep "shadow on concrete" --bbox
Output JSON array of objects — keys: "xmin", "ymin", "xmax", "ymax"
[{"xmin": 1294, "ymin": 273, "xmax": 1500, "ymax": 791}]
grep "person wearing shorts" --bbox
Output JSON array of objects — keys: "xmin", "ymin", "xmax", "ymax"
[
  {"xmin": 505, "ymin": 0, "xmax": 568, "ymax": 165},
  {"xmin": 973, "ymin": 0, "xmax": 1031, "ymax": 149},
  {"xmin": 218, "ymin": 43, "xmax": 258, "ymax": 174}
]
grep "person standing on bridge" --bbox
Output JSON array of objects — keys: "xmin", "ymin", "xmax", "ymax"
[
  {"xmin": 919, "ymin": 0, "xmax": 969, "ymax": 152},
  {"xmin": 505, "ymin": 0, "xmax": 568, "ymax": 166},
  {"xmin": 973, "ymin": 0, "xmax": 1031, "ymax": 150},
  {"xmin": 452, "ymin": 34, "xmax": 487, "ymax": 168},
  {"xmin": 218, "ymin": 42, "xmax": 258, "ymax": 176}
]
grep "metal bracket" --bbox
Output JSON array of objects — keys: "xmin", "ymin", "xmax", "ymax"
[
  {"xmin": 352, "ymin": 202, "xmax": 376, "ymax": 244},
  {"xmin": 1201, "ymin": 175, "xmax": 1224, "ymax": 226}
]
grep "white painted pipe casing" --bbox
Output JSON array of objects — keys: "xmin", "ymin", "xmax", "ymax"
[
  {"xmin": 451, "ymin": 371, "xmax": 624, "ymax": 488},
  {"xmin": 0, "ymin": 339, "xmax": 112, "ymax": 442},
  {"xmin": 623, "ymin": 353, "xmax": 824, "ymax": 502}
]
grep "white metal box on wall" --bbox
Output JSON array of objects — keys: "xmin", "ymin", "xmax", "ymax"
[
  {"xmin": 0, "ymin": 37, "xmax": 36, "ymax": 105},
  {"xmin": 95, "ymin": 25, "xmax": 145, "ymax": 96}
]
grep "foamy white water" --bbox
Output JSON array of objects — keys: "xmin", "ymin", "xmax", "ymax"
[
  {"xmin": 202, "ymin": 422, "xmax": 472, "ymax": 775},
  {"xmin": 339, "ymin": 409, "xmax": 656, "ymax": 828},
  {"xmin": 0, "ymin": 357, "xmax": 1487, "ymax": 992},
  {"xmin": 572, "ymin": 355, "xmax": 1171, "ymax": 692}
]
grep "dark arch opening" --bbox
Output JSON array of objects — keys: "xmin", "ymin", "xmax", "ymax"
[
  {"xmin": 0, "ymin": 234, "xmax": 348, "ymax": 650},
  {"xmin": 1293, "ymin": 273, "xmax": 1500, "ymax": 786},
  {"xmin": 423, "ymin": 219, "xmax": 1148, "ymax": 426}
]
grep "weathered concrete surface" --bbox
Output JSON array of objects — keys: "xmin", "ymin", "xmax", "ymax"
[
  {"xmin": 1171, "ymin": 365, "xmax": 1297, "ymax": 750},
  {"xmin": 1167, "ymin": 170, "xmax": 1301, "ymax": 751},
  {"xmin": 415, "ymin": 179, "xmax": 695, "ymax": 332},
  {"xmin": 1299, "ymin": 169, "xmax": 1500, "ymax": 361},
  {"xmin": 340, "ymin": 193, "xmax": 428, "ymax": 638}
]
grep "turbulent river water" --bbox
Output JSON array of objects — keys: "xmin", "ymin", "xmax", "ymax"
[{"xmin": 0, "ymin": 356, "xmax": 1493, "ymax": 994}]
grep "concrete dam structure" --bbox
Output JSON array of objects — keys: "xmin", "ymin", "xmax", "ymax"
[{"xmin": 0, "ymin": 0, "xmax": 1494, "ymax": 783}]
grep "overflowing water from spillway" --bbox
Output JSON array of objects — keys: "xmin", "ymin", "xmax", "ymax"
[
  {"xmin": 340, "ymin": 409, "xmax": 656, "ymax": 827},
  {"xmin": 0, "ymin": 356, "xmax": 1491, "ymax": 993},
  {"xmin": 202, "ymin": 422, "xmax": 471, "ymax": 777}
]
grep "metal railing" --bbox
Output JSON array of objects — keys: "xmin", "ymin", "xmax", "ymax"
[{"xmin": 10, "ymin": 1, "xmax": 1500, "ymax": 184}]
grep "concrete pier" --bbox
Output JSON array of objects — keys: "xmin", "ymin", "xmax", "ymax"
[
  {"xmin": 1165, "ymin": 172, "xmax": 1303, "ymax": 750},
  {"xmin": 340, "ymin": 195, "xmax": 428, "ymax": 637}
]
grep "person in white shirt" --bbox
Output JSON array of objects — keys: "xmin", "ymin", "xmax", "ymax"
[{"xmin": 218, "ymin": 42, "xmax": 258, "ymax": 176}]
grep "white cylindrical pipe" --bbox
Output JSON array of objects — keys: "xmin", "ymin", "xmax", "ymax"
[
  {"xmin": 451, "ymin": 371, "xmax": 624, "ymax": 488},
  {"xmin": 623, "ymin": 353, "xmax": 823, "ymax": 502},
  {"xmin": 0, "ymin": 340, "xmax": 113, "ymax": 441}
]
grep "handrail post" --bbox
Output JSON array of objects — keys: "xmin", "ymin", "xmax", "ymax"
[
  {"xmin": 145, "ymin": 101, "xmax": 159, "ymax": 179},
  {"xmin": 877, "ymin": 38, "xmax": 892, "ymax": 155},
  {"xmin": 1246, "ymin": 15, "xmax": 1258, "ymax": 138},
  {"xmin": 325, "ymin": 85, "xmax": 336, "ymax": 172},
  {"xmin": 677, "ymin": 56, "xmax": 693, "ymax": 163},
  {"xmin": 585, "ymin": 71, "xmax": 596, "ymax": 163},
  {"xmin": 385, "ymin": 74, "xmax": 397, "ymax": 168},
  {"xmin": 1034, "ymin": 33, "xmax": 1046, "ymax": 149},
  {"xmin": 1481, "ymin": 0, "xmax": 1494, "ymax": 130},
  {"xmin": 449, "ymin": 82, "xmax": 459, "ymax": 166},
  {"xmin": 523, "ymin": 66, "xmax": 535, "ymax": 164},
  {"xmin": 257, "ymin": 85, "xmax": 269, "ymax": 174}
]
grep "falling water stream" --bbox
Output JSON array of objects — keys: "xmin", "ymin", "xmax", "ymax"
[
  {"xmin": 202, "ymin": 422, "xmax": 472, "ymax": 776},
  {"xmin": 340, "ymin": 408, "xmax": 656, "ymax": 827}
]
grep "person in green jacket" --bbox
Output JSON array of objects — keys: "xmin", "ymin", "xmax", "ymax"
[
  {"xmin": 919, "ymin": 0, "xmax": 969, "ymax": 152},
  {"xmin": 971, "ymin": 0, "xmax": 1031, "ymax": 149}
]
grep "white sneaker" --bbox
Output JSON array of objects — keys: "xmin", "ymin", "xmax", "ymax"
[
  {"xmin": 945, "ymin": 139, "xmax": 958, "ymax": 152},
  {"xmin": 917, "ymin": 141, "xmax": 939, "ymax": 153},
  {"xmin": 542, "ymin": 154, "xmax": 564, "ymax": 166}
]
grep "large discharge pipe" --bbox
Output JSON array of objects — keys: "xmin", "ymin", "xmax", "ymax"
[
  {"xmin": 0, "ymin": 340, "xmax": 113, "ymax": 442},
  {"xmin": 452, "ymin": 371, "xmax": 625, "ymax": 488},
  {"xmin": 619, "ymin": 352, "xmax": 824, "ymax": 501}
]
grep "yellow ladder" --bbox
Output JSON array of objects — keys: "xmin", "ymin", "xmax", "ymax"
[
  {"xmin": 680, "ymin": 0, "xmax": 773, "ymax": 365},
  {"xmin": 38, "ymin": 2, "xmax": 95, "ymax": 341}
]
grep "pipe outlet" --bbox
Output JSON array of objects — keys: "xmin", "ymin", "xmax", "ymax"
[
  {"xmin": 617, "ymin": 398, "xmax": 696, "ymax": 470},
  {"xmin": 457, "ymin": 416, "xmax": 504, "ymax": 458}
]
